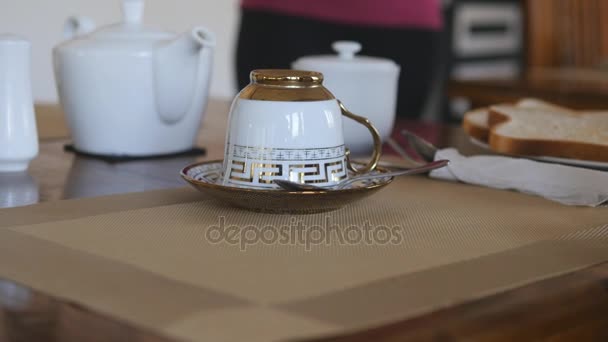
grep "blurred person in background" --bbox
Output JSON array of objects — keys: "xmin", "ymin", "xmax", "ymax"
[{"xmin": 236, "ymin": 0, "xmax": 444, "ymax": 119}]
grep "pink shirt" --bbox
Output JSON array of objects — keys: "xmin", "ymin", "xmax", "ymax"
[{"xmin": 241, "ymin": 0, "xmax": 442, "ymax": 30}]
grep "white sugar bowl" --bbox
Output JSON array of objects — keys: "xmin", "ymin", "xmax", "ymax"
[{"xmin": 292, "ymin": 41, "xmax": 400, "ymax": 154}]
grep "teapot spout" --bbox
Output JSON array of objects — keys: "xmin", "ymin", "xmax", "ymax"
[
  {"xmin": 155, "ymin": 27, "xmax": 216, "ymax": 124},
  {"xmin": 165, "ymin": 27, "xmax": 215, "ymax": 55}
]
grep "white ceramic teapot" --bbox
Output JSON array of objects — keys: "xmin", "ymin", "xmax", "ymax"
[
  {"xmin": 53, "ymin": 0, "xmax": 215, "ymax": 156},
  {"xmin": 292, "ymin": 41, "xmax": 400, "ymax": 154}
]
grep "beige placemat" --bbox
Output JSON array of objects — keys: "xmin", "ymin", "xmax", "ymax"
[{"xmin": 1, "ymin": 177, "xmax": 607, "ymax": 341}]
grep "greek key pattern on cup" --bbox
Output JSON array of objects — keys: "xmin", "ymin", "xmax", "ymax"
[
  {"xmin": 231, "ymin": 144, "xmax": 346, "ymax": 161},
  {"xmin": 226, "ymin": 158, "xmax": 347, "ymax": 187}
]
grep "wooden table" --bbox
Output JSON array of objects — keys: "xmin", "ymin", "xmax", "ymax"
[
  {"xmin": 449, "ymin": 68, "xmax": 608, "ymax": 110},
  {"xmin": 1, "ymin": 101, "xmax": 608, "ymax": 341}
]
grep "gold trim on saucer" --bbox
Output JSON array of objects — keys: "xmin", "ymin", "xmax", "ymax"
[{"xmin": 180, "ymin": 160, "xmax": 393, "ymax": 214}]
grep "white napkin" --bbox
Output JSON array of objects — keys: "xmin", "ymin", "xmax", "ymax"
[{"xmin": 430, "ymin": 148, "xmax": 608, "ymax": 207}]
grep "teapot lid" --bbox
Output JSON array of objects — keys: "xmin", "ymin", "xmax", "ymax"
[
  {"xmin": 79, "ymin": 0, "xmax": 171, "ymax": 41},
  {"xmin": 292, "ymin": 41, "xmax": 400, "ymax": 73}
]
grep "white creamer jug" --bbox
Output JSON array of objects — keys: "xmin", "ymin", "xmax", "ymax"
[{"xmin": 0, "ymin": 34, "xmax": 38, "ymax": 172}]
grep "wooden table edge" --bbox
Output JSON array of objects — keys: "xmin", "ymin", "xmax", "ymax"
[{"xmin": 2, "ymin": 261, "xmax": 607, "ymax": 341}]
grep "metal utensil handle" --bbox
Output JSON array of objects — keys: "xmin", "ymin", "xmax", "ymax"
[
  {"xmin": 338, "ymin": 100, "xmax": 382, "ymax": 174},
  {"xmin": 336, "ymin": 159, "xmax": 449, "ymax": 189}
]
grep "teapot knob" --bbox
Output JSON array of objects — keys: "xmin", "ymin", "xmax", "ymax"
[
  {"xmin": 332, "ymin": 41, "xmax": 362, "ymax": 60},
  {"xmin": 122, "ymin": 0, "xmax": 144, "ymax": 25}
]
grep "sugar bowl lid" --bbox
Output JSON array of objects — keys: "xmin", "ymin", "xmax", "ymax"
[{"xmin": 292, "ymin": 41, "xmax": 400, "ymax": 73}]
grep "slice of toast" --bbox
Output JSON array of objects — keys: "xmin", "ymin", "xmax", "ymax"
[
  {"xmin": 488, "ymin": 104, "xmax": 608, "ymax": 162},
  {"xmin": 462, "ymin": 108, "xmax": 491, "ymax": 142},
  {"xmin": 462, "ymin": 99, "xmax": 571, "ymax": 143}
]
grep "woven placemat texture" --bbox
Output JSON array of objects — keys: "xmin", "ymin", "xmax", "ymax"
[{"xmin": 0, "ymin": 177, "xmax": 607, "ymax": 342}]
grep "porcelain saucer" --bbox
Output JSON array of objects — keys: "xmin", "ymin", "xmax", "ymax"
[{"xmin": 180, "ymin": 160, "xmax": 394, "ymax": 214}]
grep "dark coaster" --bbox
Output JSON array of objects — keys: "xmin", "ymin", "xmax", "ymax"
[{"xmin": 64, "ymin": 144, "xmax": 206, "ymax": 163}]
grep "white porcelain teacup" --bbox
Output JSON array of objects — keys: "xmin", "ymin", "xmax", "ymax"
[{"xmin": 223, "ymin": 70, "xmax": 382, "ymax": 189}]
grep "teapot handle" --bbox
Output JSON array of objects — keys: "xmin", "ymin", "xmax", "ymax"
[
  {"xmin": 63, "ymin": 16, "xmax": 96, "ymax": 40},
  {"xmin": 338, "ymin": 100, "xmax": 382, "ymax": 174}
]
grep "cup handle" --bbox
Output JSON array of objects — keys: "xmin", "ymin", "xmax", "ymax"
[{"xmin": 338, "ymin": 100, "xmax": 382, "ymax": 174}]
